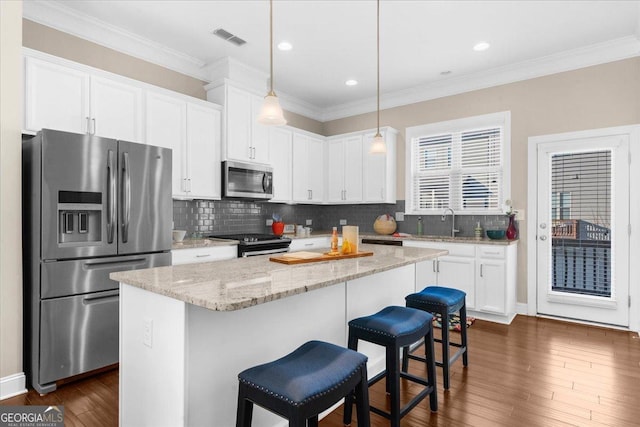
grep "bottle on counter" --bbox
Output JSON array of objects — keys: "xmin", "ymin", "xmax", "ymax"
[
  {"xmin": 475, "ymin": 222, "xmax": 483, "ymax": 240},
  {"xmin": 331, "ymin": 227, "xmax": 339, "ymax": 252},
  {"xmin": 417, "ymin": 217, "xmax": 423, "ymax": 236}
]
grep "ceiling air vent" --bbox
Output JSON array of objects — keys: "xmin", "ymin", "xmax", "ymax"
[{"xmin": 212, "ymin": 28, "xmax": 247, "ymax": 46}]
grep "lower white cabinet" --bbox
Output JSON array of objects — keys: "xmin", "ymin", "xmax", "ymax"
[
  {"xmin": 404, "ymin": 240, "xmax": 517, "ymax": 323},
  {"xmin": 171, "ymin": 246, "xmax": 237, "ymax": 265}
]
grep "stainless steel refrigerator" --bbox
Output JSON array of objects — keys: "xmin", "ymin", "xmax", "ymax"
[{"xmin": 22, "ymin": 129, "xmax": 173, "ymax": 394}]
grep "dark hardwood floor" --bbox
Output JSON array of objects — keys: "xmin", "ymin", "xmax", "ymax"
[{"xmin": 3, "ymin": 315, "xmax": 639, "ymax": 426}]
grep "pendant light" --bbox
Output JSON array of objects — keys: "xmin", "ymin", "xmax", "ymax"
[
  {"xmin": 258, "ymin": 0, "xmax": 287, "ymax": 126},
  {"xmin": 369, "ymin": 0, "xmax": 386, "ymax": 154}
]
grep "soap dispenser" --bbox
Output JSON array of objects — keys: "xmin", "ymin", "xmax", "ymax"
[
  {"xmin": 417, "ymin": 217, "xmax": 423, "ymax": 236},
  {"xmin": 474, "ymin": 222, "xmax": 483, "ymax": 240}
]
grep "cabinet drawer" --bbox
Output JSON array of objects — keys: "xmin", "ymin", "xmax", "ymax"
[
  {"xmin": 171, "ymin": 246, "xmax": 237, "ymax": 265},
  {"xmin": 477, "ymin": 245, "xmax": 506, "ymax": 259},
  {"xmin": 289, "ymin": 237, "xmax": 330, "ymax": 251},
  {"xmin": 405, "ymin": 240, "xmax": 475, "ymax": 257}
]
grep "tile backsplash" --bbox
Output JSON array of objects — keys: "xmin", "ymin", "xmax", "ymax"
[{"xmin": 173, "ymin": 199, "xmax": 516, "ymax": 238}]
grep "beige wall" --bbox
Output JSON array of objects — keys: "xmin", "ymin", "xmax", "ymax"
[
  {"xmin": 1, "ymin": 1, "xmax": 24, "ymax": 380},
  {"xmin": 324, "ymin": 58, "xmax": 640, "ymax": 303}
]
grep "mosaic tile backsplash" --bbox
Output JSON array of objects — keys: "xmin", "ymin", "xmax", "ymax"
[{"xmin": 173, "ymin": 199, "xmax": 517, "ymax": 238}]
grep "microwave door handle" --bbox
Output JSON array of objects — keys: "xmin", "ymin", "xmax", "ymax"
[
  {"xmin": 122, "ymin": 152, "xmax": 131, "ymax": 243},
  {"xmin": 107, "ymin": 150, "xmax": 116, "ymax": 244},
  {"xmin": 262, "ymin": 173, "xmax": 271, "ymax": 192}
]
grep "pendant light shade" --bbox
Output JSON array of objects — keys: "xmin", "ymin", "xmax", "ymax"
[
  {"xmin": 258, "ymin": 0, "xmax": 287, "ymax": 126},
  {"xmin": 370, "ymin": 0, "xmax": 385, "ymax": 154}
]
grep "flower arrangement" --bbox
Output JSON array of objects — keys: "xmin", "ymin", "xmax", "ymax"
[{"xmin": 272, "ymin": 213, "xmax": 283, "ymax": 223}]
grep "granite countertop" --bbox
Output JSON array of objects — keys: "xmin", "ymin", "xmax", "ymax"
[
  {"xmin": 111, "ymin": 244, "xmax": 447, "ymax": 312},
  {"xmin": 292, "ymin": 232, "xmax": 518, "ymax": 246},
  {"xmin": 172, "ymin": 237, "xmax": 239, "ymax": 250}
]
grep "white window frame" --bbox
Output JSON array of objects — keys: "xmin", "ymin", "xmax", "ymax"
[{"xmin": 405, "ymin": 111, "xmax": 511, "ymax": 215}]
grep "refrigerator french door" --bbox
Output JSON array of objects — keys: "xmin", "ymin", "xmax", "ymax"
[{"xmin": 23, "ymin": 129, "xmax": 172, "ymax": 394}]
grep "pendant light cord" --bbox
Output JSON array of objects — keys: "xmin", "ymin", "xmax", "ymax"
[
  {"xmin": 376, "ymin": 0, "xmax": 380, "ymax": 135},
  {"xmin": 269, "ymin": 0, "xmax": 275, "ymax": 95}
]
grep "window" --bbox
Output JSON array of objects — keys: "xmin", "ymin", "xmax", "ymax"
[
  {"xmin": 405, "ymin": 111, "xmax": 510, "ymax": 214},
  {"xmin": 551, "ymin": 191, "xmax": 572, "ymax": 220}
]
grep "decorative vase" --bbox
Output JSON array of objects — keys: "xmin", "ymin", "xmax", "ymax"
[
  {"xmin": 272, "ymin": 221, "xmax": 284, "ymax": 236},
  {"xmin": 506, "ymin": 214, "xmax": 517, "ymax": 240}
]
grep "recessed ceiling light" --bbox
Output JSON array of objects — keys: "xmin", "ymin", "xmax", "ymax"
[
  {"xmin": 440, "ymin": 70, "xmax": 452, "ymax": 75},
  {"xmin": 473, "ymin": 42, "xmax": 490, "ymax": 51},
  {"xmin": 277, "ymin": 41, "xmax": 292, "ymax": 51},
  {"xmin": 345, "ymin": 79, "xmax": 358, "ymax": 86}
]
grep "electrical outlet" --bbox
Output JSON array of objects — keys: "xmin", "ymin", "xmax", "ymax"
[
  {"xmin": 515, "ymin": 209, "xmax": 525, "ymax": 221},
  {"xmin": 339, "ymin": 219, "xmax": 347, "ymax": 225},
  {"xmin": 143, "ymin": 317, "xmax": 153, "ymax": 348},
  {"xmin": 395, "ymin": 212, "xmax": 405, "ymax": 221},
  {"xmin": 266, "ymin": 219, "xmax": 273, "ymax": 226},
  {"xmin": 306, "ymin": 219, "xmax": 312, "ymax": 226}
]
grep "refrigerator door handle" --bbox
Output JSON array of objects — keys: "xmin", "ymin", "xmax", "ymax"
[
  {"xmin": 82, "ymin": 290, "xmax": 119, "ymax": 305},
  {"xmin": 122, "ymin": 152, "xmax": 131, "ymax": 243},
  {"xmin": 83, "ymin": 257, "xmax": 148, "ymax": 270},
  {"xmin": 107, "ymin": 150, "xmax": 116, "ymax": 244}
]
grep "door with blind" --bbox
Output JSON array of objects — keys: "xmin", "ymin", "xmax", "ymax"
[{"xmin": 536, "ymin": 135, "xmax": 629, "ymax": 326}]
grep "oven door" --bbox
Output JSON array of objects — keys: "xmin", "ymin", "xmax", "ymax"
[
  {"xmin": 223, "ymin": 160, "xmax": 273, "ymax": 200},
  {"xmin": 241, "ymin": 247, "xmax": 290, "ymax": 257}
]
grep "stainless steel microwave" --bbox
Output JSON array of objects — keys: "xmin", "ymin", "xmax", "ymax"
[{"xmin": 222, "ymin": 160, "xmax": 273, "ymax": 200}]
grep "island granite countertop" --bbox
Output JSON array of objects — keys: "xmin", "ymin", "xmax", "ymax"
[{"xmin": 111, "ymin": 244, "xmax": 447, "ymax": 312}]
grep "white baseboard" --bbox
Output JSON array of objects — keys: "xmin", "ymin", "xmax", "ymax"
[
  {"xmin": 0, "ymin": 372, "xmax": 27, "ymax": 401},
  {"xmin": 516, "ymin": 303, "xmax": 529, "ymax": 315}
]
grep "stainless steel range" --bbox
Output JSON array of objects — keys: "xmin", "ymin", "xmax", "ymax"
[{"xmin": 209, "ymin": 233, "xmax": 291, "ymax": 257}]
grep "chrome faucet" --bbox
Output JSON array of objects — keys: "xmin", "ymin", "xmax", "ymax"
[{"xmin": 442, "ymin": 208, "xmax": 460, "ymax": 238}]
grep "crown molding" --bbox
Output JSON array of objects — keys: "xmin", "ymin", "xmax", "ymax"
[
  {"xmin": 320, "ymin": 35, "xmax": 640, "ymax": 122},
  {"xmin": 22, "ymin": 0, "xmax": 210, "ymax": 82},
  {"xmin": 22, "ymin": 0, "xmax": 640, "ymax": 123}
]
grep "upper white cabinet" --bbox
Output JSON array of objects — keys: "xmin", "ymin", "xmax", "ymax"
[
  {"xmin": 146, "ymin": 90, "xmax": 221, "ymax": 200},
  {"xmin": 326, "ymin": 135, "xmax": 363, "ymax": 203},
  {"xmin": 363, "ymin": 129, "xmax": 397, "ymax": 203},
  {"xmin": 292, "ymin": 133, "xmax": 324, "ymax": 203},
  {"xmin": 209, "ymin": 84, "xmax": 269, "ymax": 163},
  {"xmin": 25, "ymin": 56, "xmax": 142, "ymax": 141},
  {"xmin": 268, "ymin": 126, "xmax": 293, "ymax": 203}
]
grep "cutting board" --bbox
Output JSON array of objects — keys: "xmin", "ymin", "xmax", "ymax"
[{"xmin": 269, "ymin": 250, "xmax": 374, "ymax": 265}]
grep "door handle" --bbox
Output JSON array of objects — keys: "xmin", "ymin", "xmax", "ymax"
[
  {"xmin": 107, "ymin": 150, "xmax": 116, "ymax": 244},
  {"xmin": 122, "ymin": 152, "xmax": 131, "ymax": 243},
  {"xmin": 83, "ymin": 290, "xmax": 119, "ymax": 305},
  {"xmin": 540, "ymin": 235, "xmax": 547, "ymax": 241}
]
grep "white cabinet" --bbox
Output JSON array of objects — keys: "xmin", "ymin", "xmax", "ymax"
[
  {"xmin": 363, "ymin": 129, "xmax": 397, "ymax": 203},
  {"xmin": 404, "ymin": 240, "xmax": 517, "ymax": 323},
  {"xmin": 24, "ymin": 56, "xmax": 142, "ymax": 141},
  {"xmin": 269, "ymin": 127, "xmax": 293, "ymax": 203},
  {"xmin": 292, "ymin": 133, "xmax": 324, "ymax": 203},
  {"xmin": 210, "ymin": 84, "xmax": 269, "ymax": 163},
  {"xmin": 146, "ymin": 90, "xmax": 221, "ymax": 200},
  {"xmin": 326, "ymin": 135, "xmax": 363, "ymax": 203},
  {"xmin": 171, "ymin": 246, "xmax": 237, "ymax": 265}
]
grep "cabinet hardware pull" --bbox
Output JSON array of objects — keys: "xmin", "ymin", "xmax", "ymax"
[
  {"xmin": 480, "ymin": 264, "xmax": 484, "ymax": 277},
  {"xmin": 196, "ymin": 254, "xmax": 211, "ymax": 258},
  {"xmin": 433, "ymin": 260, "xmax": 437, "ymax": 273},
  {"xmin": 437, "ymin": 260, "xmax": 440, "ymax": 273},
  {"xmin": 86, "ymin": 117, "xmax": 91, "ymax": 134},
  {"xmin": 92, "ymin": 118, "xmax": 96, "ymax": 135}
]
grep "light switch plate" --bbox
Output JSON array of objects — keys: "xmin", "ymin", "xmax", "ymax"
[
  {"xmin": 339, "ymin": 219, "xmax": 347, "ymax": 225},
  {"xmin": 515, "ymin": 209, "xmax": 525, "ymax": 221},
  {"xmin": 395, "ymin": 212, "xmax": 405, "ymax": 221},
  {"xmin": 305, "ymin": 219, "xmax": 312, "ymax": 225},
  {"xmin": 266, "ymin": 219, "xmax": 273, "ymax": 226}
]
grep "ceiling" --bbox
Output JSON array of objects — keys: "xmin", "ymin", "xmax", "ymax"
[{"xmin": 23, "ymin": 1, "xmax": 640, "ymax": 121}]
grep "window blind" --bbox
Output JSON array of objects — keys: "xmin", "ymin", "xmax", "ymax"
[
  {"xmin": 550, "ymin": 150, "xmax": 612, "ymax": 298},
  {"xmin": 411, "ymin": 126, "xmax": 503, "ymax": 212}
]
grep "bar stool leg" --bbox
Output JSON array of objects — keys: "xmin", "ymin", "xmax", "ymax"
[
  {"xmin": 387, "ymin": 345, "xmax": 401, "ymax": 427},
  {"xmin": 307, "ymin": 415, "xmax": 318, "ymax": 427},
  {"xmin": 355, "ymin": 364, "xmax": 371, "ymax": 427},
  {"xmin": 439, "ymin": 307, "xmax": 451, "ymax": 390},
  {"xmin": 343, "ymin": 333, "xmax": 359, "ymax": 425},
  {"xmin": 460, "ymin": 302, "xmax": 469, "ymax": 366},
  {"xmin": 425, "ymin": 328, "xmax": 438, "ymax": 411},
  {"xmin": 236, "ymin": 385, "xmax": 253, "ymax": 427}
]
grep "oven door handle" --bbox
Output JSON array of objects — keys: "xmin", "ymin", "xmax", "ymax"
[{"xmin": 242, "ymin": 248, "xmax": 289, "ymax": 257}]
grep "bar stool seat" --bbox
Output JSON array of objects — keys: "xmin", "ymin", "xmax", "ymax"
[
  {"xmin": 405, "ymin": 286, "xmax": 468, "ymax": 390},
  {"xmin": 236, "ymin": 340, "xmax": 370, "ymax": 427},
  {"xmin": 344, "ymin": 306, "xmax": 437, "ymax": 427}
]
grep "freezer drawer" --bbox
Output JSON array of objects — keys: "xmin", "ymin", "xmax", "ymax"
[
  {"xmin": 41, "ymin": 252, "xmax": 171, "ymax": 299},
  {"xmin": 39, "ymin": 290, "xmax": 119, "ymax": 385}
]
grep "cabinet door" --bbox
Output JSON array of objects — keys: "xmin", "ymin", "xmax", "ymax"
[
  {"xmin": 269, "ymin": 127, "xmax": 293, "ymax": 202},
  {"xmin": 225, "ymin": 86, "xmax": 252, "ymax": 161},
  {"xmin": 438, "ymin": 256, "xmax": 476, "ymax": 310},
  {"xmin": 476, "ymin": 259, "xmax": 506, "ymax": 314},
  {"xmin": 292, "ymin": 133, "xmax": 310, "ymax": 202},
  {"xmin": 146, "ymin": 91, "xmax": 187, "ymax": 197},
  {"xmin": 363, "ymin": 132, "xmax": 387, "ymax": 202},
  {"xmin": 307, "ymin": 136, "xmax": 325, "ymax": 202},
  {"xmin": 326, "ymin": 139, "xmax": 345, "ymax": 203},
  {"xmin": 90, "ymin": 76, "xmax": 143, "ymax": 141},
  {"xmin": 344, "ymin": 135, "xmax": 363, "ymax": 202},
  {"xmin": 415, "ymin": 259, "xmax": 439, "ymax": 291},
  {"xmin": 187, "ymin": 103, "xmax": 220, "ymax": 200},
  {"xmin": 25, "ymin": 57, "xmax": 89, "ymax": 134},
  {"xmin": 251, "ymin": 96, "xmax": 270, "ymax": 163}
]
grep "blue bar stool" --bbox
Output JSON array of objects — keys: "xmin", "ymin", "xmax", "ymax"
[
  {"xmin": 236, "ymin": 340, "xmax": 370, "ymax": 427},
  {"xmin": 344, "ymin": 306, "xmax": 437, "ymax": 427},
  {"xmin": 404, "ymin": 286, "xmax": 468, "ymax": 390}
]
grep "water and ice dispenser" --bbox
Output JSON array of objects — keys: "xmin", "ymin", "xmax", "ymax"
[{"xmin": 57, "ymin": 191, "xmax": 102, "ymax": 245}]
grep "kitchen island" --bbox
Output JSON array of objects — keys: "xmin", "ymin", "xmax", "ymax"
[{"xmin": 111, "ymin": 244, "xmax": 447, "ymax": 427}]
